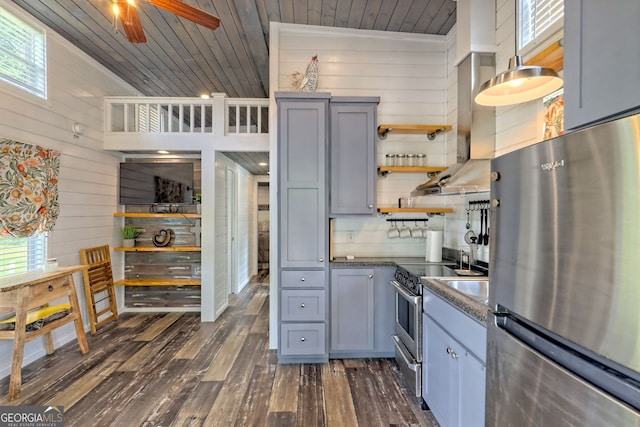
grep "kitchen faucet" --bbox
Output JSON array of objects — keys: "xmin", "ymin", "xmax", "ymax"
[{"xmin": 459, "ymin": 237, "xmax": 478, "ymax": 272}]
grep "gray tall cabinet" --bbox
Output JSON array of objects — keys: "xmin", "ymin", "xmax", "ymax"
[
  {"xmin": 276, "ymin": 92, "xmax": 380, "ymax": 363},
  {"xmin": 277, "ymin": 92, "xmax": 330, "ymax": 363}
]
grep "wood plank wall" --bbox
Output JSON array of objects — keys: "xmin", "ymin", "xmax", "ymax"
[
  {"xmin": 273, "ymin": 23, "xmax": 450, "ymax": 259},
  {"xmin": 0, "ymin": 1, "xmax": 139, "ymax": 380}
]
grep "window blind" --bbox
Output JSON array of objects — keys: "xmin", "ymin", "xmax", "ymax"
[
  {"xmin": 0, "ymin": 234, "xmax": 47, "ymax": 278},
  {"xmin": 0, "ymin": 6, "xmax": 46, "ymax": 98},
  {"xmin": 519, "ymin": 0, "xmax": 564, "ymax": 54}
]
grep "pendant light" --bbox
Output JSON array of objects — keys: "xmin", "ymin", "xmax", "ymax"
[
  {"xmin": 474, "ymin": 55, "xmax": 563, "ymax": 106},
  {"xmin": 474, "ymin": 12, "xmax": 564, "ymax": 106}
]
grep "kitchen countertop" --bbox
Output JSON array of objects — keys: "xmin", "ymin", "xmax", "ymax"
[
  {"xmin": 422, "ymin": 278, "xmax": 489, "ymax": 325},
  {"xmin": 330, "ymin": 256, "xmax": 489, "ymax": 324},
  {"xmin": 330, "ymin": 256, "xmax": 452, "ymax": 267}
]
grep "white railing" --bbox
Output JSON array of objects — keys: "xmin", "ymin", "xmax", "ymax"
[{"xmin": 104, "ymin": 94, "xmax": 269, "ymax": 135}]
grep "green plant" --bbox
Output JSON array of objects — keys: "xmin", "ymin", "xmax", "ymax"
[
  {"xmin": 194, "ymin": 193, "xmax": 202, "ymax": 203},
  {"xmin": 121, "ymin": 225, "xmax": 140, "ymax": 239}
]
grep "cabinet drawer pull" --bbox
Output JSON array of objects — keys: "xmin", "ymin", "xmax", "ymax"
[
  {"xmin": 369, "ymin": 274, "xmax": 373, "ymax": 279},
  {"xmin": 48, "ymin": 285, "xmax": 54, "ymax": 292},
  {"xmin": 300, "ymin": 303, "xmax": 305, "ymax": 309},
  {"xmin": 446, "ymin": 347, "xmax": 458, "ymax": 359},
  {"xmin": 300, "ymin": 277, "xmax": 305, "ymax": 282},
  {"xmin": 319, "ymin": 258, "xmax": 324, "ymax": 263},
  {"xmin": 368, "ymin": 204, "xmax": 373, "ymax": 209},
  {"xmin": 300, "ymin": 337, "xmax": 306, "ymax": 342}
]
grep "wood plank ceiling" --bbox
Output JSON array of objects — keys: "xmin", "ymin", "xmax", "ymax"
[{"xmin": 11, "ymin": 0, "xmax": 457, "ymax": 99}]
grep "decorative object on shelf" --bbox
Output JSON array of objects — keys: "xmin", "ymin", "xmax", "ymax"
[
  {"xmin": 121, "ymin": 225, "xmax": 140, "ymax": 248},
  {"xmin": 290, "ymin": 55, "xmax": 319, "ymax": 92},
  {"xmin": 194, "ymin": 193, "xmax": 202, "ymax": 213},
  {"xmin": 543, "ymin": 91, "xmax": 564, "ymax": 140},
  {"xmin": 152, "ymin": 228, "xmax": 174, "ymax": 247},
  {"xmin": 377, "ymin": 124, "xmax": 452, "ymax": 140}
]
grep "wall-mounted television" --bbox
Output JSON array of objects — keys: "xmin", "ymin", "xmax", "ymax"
[{"xmin": 119, "ymin": 162, "xmax": 195, "ymax": 205}]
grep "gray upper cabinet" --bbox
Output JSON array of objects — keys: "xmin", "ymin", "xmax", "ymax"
[
  {"xmin": 330, "ymin": 97, "xmax": 379, "ymax": 215},
  {"xmin": 564, "ymin": 1, "xmax": 640, "ymax": 131},
  {"xmin": 277, "ymin": 93, "xmax": 330, "ymax": 269}
]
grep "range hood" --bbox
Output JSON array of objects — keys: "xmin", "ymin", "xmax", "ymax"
[{"xmin": 412, "ymin": 52, "xmax": 496, "ymax": 196}]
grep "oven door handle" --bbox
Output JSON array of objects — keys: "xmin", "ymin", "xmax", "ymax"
[
  {"xmin": 391, "ymin": 280, "xmax": 421, "ymax": 304},
  {"xmin": 392, "ymin": 335, "xmax": 419, "ymax": 370}
]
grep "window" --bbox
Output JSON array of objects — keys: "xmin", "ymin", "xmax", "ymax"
[
  {"xmin": 519, "ymin": 0, "xmax": 564, "ymax": 55},
  {"xmin": 0, "ymin": 5, "xmax": 46, "ymax": 98},
  {"xmin": 0, "ymin": 234, "xmax": 47, "ymax": 278}
]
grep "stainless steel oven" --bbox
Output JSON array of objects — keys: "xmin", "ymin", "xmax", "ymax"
[
  {"xmin": 391, "ymin": 267, "xmax": 423, "ymax": 397},
  {"xmin": 391, "ymin": 263, "xmax": 458, "ymax": 398}
]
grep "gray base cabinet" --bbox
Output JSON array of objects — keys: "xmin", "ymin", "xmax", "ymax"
[
  {"xmin": 564, "ymin": 1, "xmax": 640, "ymax": 130},
  {"xmin": 422, "ymin": 288, "xmax": 486, "ymax": 427},
  {"xmin": 329, "ymin": 266, "xmax": 395, "ymax": 358},
  {"xmin": 330, "ymin": 97, "xmax": 379, "ymax": 215},
  {"xmin": 276, "ymin": 93, "xmax": 331, "ymax": 363}
]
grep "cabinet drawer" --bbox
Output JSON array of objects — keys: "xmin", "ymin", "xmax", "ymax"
[
  {"xmin": 281, "ymin": 289, "xmax": 326, "ymax": 322},
  {"xmin": 280, "ymin": 323, "xmax": 326, "ymax": 356},
  {"xmin": 281, "ymin": 270, "xmax": 326, "ymax": 288},
  {"xmin": 28, "ymin": 277, "xmax": 72, "ymax": 308}
]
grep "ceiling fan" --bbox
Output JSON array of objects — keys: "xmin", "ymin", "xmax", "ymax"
[{"xmin": 112, "ymin": 0, "xmax": 221, "ymax": 43}]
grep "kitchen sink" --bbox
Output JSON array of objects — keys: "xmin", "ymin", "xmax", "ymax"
[{"xmin": 443, "ymin": 279, "xmax": 489, "ymax": 303}]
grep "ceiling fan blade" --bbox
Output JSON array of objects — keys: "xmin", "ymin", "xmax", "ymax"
[
  {"xmin": 147, "ymin": 0, "xmax": 221, "ymax": 31},
  {"xmin": 117, "ymin": 1, "xmax": 147, "ymax": 43}
]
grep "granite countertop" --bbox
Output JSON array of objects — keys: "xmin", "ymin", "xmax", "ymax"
[
  {"xmin": 422, "ymin": 278, "xmax": 489, "ymax": 325},
  {"xmin": 330, "ymin": 256, "xmax": 452, "ymax": 267}
]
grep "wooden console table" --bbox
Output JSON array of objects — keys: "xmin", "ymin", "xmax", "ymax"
[{"xmin": 0, "ymin": 266, "xmax": 89, "ymax": 401}]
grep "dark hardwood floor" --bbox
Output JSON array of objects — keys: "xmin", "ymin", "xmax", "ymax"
[{"xmin": 0, "ymin": 272, "xmax": 438, "ymax": 426}]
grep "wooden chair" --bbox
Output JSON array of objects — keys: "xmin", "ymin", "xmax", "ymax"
[{"xmin": 79, "ymin": 245, "xmax": 118, "ymax": 334}]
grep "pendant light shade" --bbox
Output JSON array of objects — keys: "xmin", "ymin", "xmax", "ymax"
[{"xmin": 474, "ymin": 55, "xmax": 563, "ymax": 106}]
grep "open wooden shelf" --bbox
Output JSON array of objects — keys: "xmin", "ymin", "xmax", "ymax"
[
  {"xmin": 377, "ymin": 124, "xmax": 452, "ymax": 140},
  {"xmin": 114, "ymin": 278, "xmax": 201, "ymax": 287},
  {"xmin": 377, "ymin": 166, "xmax": 446, "ymax": 177},
  {"xmin": 114, "ymin": 213, "xmax": 201, "ymax": 218},
  {"xmin": 115, "ymin": 246, "xmax": 201, "ymax": 252},
  {"xmin": 377, "ymin": 207, "xmax": 454, "ymax": 214}
]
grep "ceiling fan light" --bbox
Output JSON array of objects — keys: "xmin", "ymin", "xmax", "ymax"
[{"xmin": 474, "ymin": 55, "xmax": 564, "ymax": 107}]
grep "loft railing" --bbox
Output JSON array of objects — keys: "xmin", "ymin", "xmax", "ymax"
[{"xmin": 104, "ymin": 94, "xmax": 269, "ymax": 135}]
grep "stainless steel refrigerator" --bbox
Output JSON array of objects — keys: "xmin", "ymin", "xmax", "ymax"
[{"xmin": 487, "ymin": 112, "xmax": 640, "ymax": 426}]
